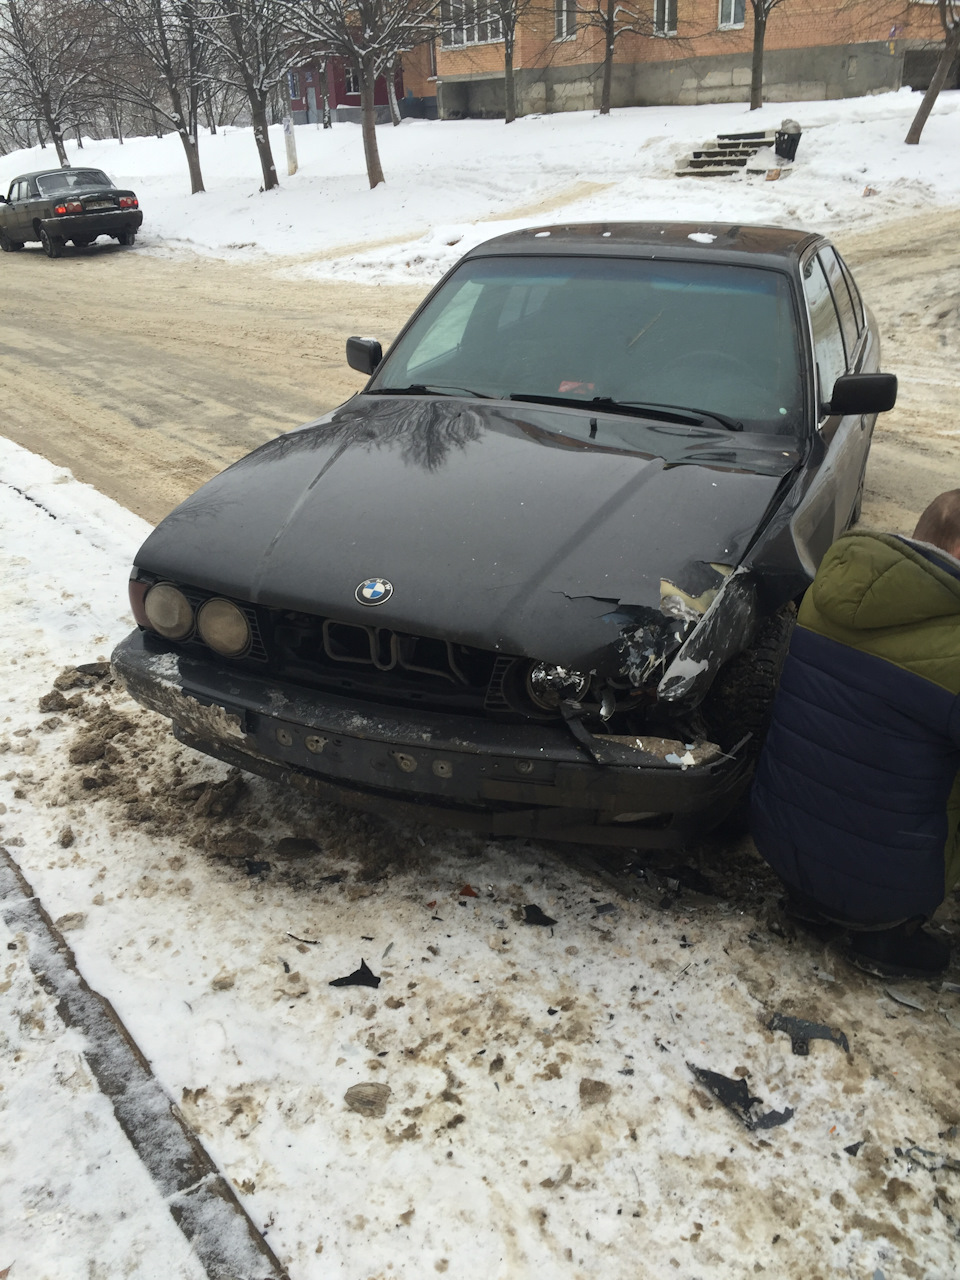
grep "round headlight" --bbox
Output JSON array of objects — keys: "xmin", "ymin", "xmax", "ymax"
[
  {"xmin": 197, "ymin": 598, "xmax": 251, "ymax": 657},
  {"xmin": 143, "ymin": 583, "xmax": 193, "ymax": 640},
  {"xmin": 525, "ymin": 662, "xmax": 590, "ymax": 711}
]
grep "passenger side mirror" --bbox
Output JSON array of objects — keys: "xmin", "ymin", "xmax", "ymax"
[
  {"xmin": 829, "ymin": 372, "xmax": 898, "ymax": 416},
  {"xmin": 346, "ymin": 336, "xmax": 382, "ymax": 376}
]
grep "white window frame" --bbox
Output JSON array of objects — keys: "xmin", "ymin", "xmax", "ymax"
[
  {"xmin": 555, "ymin": 0, "xmax": 577, "ymax": 40},
  {"xmin": 441, "ymin": 0, "xmax": 504, "ymax": 47},
  {"xmin": 718, "ymin": 0, "xmax": 746, "ymax": 30},
  {"xmin": 654, "ymin": 0, "xmax": 677, "ymax": 36}
]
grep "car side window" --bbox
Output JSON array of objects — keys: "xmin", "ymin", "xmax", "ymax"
[
  {"xmin": 803, "ymin": 254, "xmax": 847, "ymax": 412},
  {"xmin": 836, "ymin": 251, "xmax": 865, "ymax": 333},
  {"xmin": 10, "ymin": 181, "xmax": 22, "ymax": 201},
  {"xmin": 819, "ymin": 247, "xmax": 860, "ymax": 362}
]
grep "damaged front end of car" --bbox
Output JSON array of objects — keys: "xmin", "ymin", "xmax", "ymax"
[
  {"xmin": 113, "ymin": 551, "xmax": 779, "ymax": 848},
  {"xmin": 111, "ymin": 399, "xmax": 808, "ymax": 845}
]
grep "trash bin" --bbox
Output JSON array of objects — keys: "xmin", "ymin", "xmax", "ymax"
[{"xmin": 775, "ymin": 118, "xmax": 802, "ymax": 162}]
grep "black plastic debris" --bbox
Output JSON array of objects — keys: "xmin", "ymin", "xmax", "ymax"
[
  {"xmin": 688, "ymin": 1063, "xmax": 795, "ymax": 1132},
  {"xmin": 767, "ymin": 1012, "xmax": 850, "ymax": 1056},
  {"xmin": 903, "ymin": 1146, "xmax": 960, "ymax": 1174},
  {"xmin": 523, "ymin": 904, "xmax": 557, "ymax": 927},
  {"xmin": 595, "ymin": 903, "xmax": 617, "ymax": 916},
  {"xmin": 244, "ymin": 860, "xmax": 271, "ymax": 877},
  {"xmin": 329, "ymin": 959, "xmax": 381, "ymax": 989},
  {"xmin": 844, "ymin": 1141, "xmax": 864, "ymax": 1157}
]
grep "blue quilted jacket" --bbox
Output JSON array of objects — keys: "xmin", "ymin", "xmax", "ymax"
[{"xmin": 750, "ymin": 531, "xmax": 960, "ymax": 924}]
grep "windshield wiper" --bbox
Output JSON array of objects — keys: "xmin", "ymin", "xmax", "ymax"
[
  {"xmin": 508, "ymin": 393, "xmax": 743, "ymax": 432},
  {"xmin": 368, "ymin": 383, "xmax": 492, "ymax": 399}
]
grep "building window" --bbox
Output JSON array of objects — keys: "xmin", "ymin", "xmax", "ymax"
[
  {"xmin": 288, "ymin": 71, "xmax": 301, "ymax": 99},
  {"xmin": 718, "ymin": 0, "xmax": 746, "ymax": 28},
  {"xmin": 654, "ymin": 0, "xmax": 677, "ymax": 35},
  {"xmin": 441, "ymin": 0, "xmax": 504, "ymax": 46},
  {"xmin": 344, "ymin": 65, "xmax": 360, "ymax": 96},
  {"xmin": 555, "ymin": 0, "xmax": 577, "ymax": 40}
]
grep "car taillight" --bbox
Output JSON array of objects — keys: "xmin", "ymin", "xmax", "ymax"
[
  {"xmin": 119, "ymin": 196, "xmax": 138, "ymax": 209},
  {"xmin": 54, "ymin": 201, "xmax": 83, "ymax": 215}
]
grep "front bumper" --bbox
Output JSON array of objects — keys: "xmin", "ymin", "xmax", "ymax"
[
  {"xmin": 112, "ymin": 631, "xmax": 751, "ymax": 846},
  {"xmin": 41, "ymin": 210, "xmax": 143, "ymax": 240}
]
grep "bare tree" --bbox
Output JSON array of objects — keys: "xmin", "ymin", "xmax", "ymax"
[
  {"xmin": 748, "ymin": 0, "xmax": 790, "ymax": 111},
  {"xmin": 195, "ymin": 0, "xmax": 301, "ymax": 189},
  {"xmin": 575, "ymin": 0, "xmax": 662, "ymax": 116},
  {"xmin": 0, "ymin": 0, "xmax": 100, "ymax": 164},
  {"xmin": 905, "ymin": 0, "xmax": 960, "ymax": 144},
  {"xmin": 93, "ymin": 0, "xmax": 210, "ymax": 192},
  {"xmin": 282, "ymin": 0, "xmax": 441, "ymax": 188}
]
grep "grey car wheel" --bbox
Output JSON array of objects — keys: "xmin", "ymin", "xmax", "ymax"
[
  {"xmin": 119, "ymin": 228, "xmax": 137, "ymax": 247},
  {"xmin": 40, "ymin": 228, "xmax": 64, "ymax": 258},
  {"xmin": 0, "ymin": 228, "xmax": 24, "ymax": 252}
]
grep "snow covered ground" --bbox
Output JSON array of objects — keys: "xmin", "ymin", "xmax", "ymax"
[
  {"xmin": 0, "ymin": 89, "xmax": 958, "ymax": 287},
  {"xmin": 3, "ymin": 92, "xmax": 960, "ymax": 1279}
]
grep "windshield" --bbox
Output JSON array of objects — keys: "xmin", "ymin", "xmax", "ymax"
[
  {"xmin": 369, "ymin": 255, "xmax": 804, "ymax": 434},
  {"xmin": 36, "ymin": 169, "xmax": 114, "ymax": 194}
]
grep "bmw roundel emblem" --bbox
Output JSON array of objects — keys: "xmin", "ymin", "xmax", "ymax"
[{"xmin": 356, "ymin": 577, "xmax": 394, "ymax": 606}]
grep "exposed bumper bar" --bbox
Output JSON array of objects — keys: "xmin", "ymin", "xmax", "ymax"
[{"xmin": 112, "ymin": 631, "xmax": 751, "ymax": 846}]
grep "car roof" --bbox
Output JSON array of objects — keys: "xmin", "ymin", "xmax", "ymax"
[{"xmin": 462, "ymin": 221, "xmax": 824, "ymax": 272}]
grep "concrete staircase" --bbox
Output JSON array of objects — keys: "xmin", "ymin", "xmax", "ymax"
[{"xmin": 675, "ymin": 129, "xmax": 777, "ymax": 177}]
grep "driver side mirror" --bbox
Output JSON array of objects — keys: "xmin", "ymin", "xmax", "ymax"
[
  {"xmin": 346, "ymin": 336, "xmax": 382, "ymax": 376},
  {"xmin": 829, "ymin": 372, "xmax": 898, "ymax": 416}
]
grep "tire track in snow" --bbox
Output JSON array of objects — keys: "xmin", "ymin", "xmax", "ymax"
[{"xmin": 0, "ymin": 847, "xmax": 290, "ymax": 1280}]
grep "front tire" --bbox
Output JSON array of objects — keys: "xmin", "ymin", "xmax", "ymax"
[
  {"xmin": 40, "ymin": 228, "xmax": 63, "ymax": 259},
  {"xmin": 0, "ymin": 229, "xmax": 24, "ymax": 252},
  {"xmin": 701, "ymin": 605, "xmax": 797, "ymax": 756}
]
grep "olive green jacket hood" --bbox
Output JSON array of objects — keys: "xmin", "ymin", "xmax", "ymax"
[{"xmin": 799, "ymin": 530, "xmax": 960, "ymax": 697}]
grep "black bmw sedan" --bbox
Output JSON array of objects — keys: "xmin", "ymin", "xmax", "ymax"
[{"xmin": 112, "ymin": 222, "xmax": 897, "ymax": 846}]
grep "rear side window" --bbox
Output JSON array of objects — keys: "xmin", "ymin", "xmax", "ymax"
[
  {"xmin": 803, "ymin": 255, "xmax": 847, "ymax": 410},
  {"xmin": 819, "ymin": 247, "xmax": 860, "ymax": 363},
  {"xmin": 836, "ymin": 251, "xmax": 865, "ymax": 332}
]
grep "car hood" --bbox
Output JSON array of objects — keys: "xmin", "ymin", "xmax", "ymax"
[{"xmin": 135, "ymin": 396, "xmax": 800, "ymax": 668}]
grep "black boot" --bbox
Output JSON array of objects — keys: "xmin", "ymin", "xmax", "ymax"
[{"xmin": 847, "ymin": 920, "xmax": 950, "ymax": 980}]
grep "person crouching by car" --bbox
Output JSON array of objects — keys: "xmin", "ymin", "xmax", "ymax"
[{"xmin": 750, "ymin": 490, "xmax": 960, "ymax": 979}]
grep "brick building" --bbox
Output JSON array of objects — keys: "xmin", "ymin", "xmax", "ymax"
[
  {"xmin": 393, "ymin": 1, "xmax": 954, "ymax": 120},
  {"xmin": 287, "ymin": 62, "xmax": 409, "ymax": 125}
]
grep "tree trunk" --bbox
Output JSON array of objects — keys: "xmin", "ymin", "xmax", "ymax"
[
  {"xmin": 750, "ymin": 5, "xmax": 767, "ymax": 110},
  {"xmin": 905, "ymin": 23, "xmax": 960, "ymax": 144},
  {"xmin": 386, "ymin": 59, "xmax": 402, "ymax": 126},
  {"xmin": 504, "ymin": 32, "xmax": 516, "ymax": 123},
  {"xmin": 205, "ymin": 93, "xmax": 217, "ymax": 136},
  {"xmin": 40, "ymin": 94, "xmax": 68, "ymax": 165},
  {"xmin": 76, "ymin": 125, "xmax": 84, "ymax": 149},
  {"xmin": 600, "ymin": 0, "xmax": 616, "ymax": 115},
  {"xmin": 251, "ymin": 92, "xmax": 279, "ymax": 190},
  {"xmin": 321, "ymin": 62, "xmax": 332, "ymax": 129},
  {"xmin": 178, "ymin": 129, "xmax": 205, "ymax": 194},
  {"xmin": 360, "ymin": 59, "xmax": 385, "ymax": 188}
]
